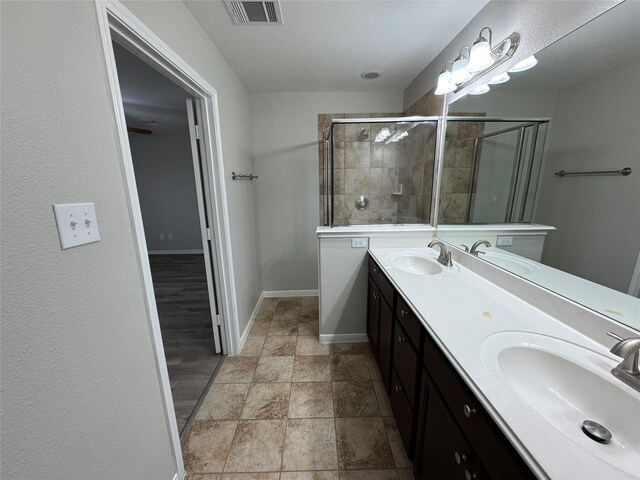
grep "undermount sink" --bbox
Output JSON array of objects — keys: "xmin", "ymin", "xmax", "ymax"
[
  {"xmin": 386, "ymin": 252, "xmax": 443, "ymax": 276},
  {"xmin": 482, "ymin": 251, "xmax": 539, "ymax": 275},
  {"xmin": 482, "ymin": 332, "xmax": 640, "ymax": 478}
]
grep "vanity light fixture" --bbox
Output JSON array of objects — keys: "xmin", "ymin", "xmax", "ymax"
[
  {"xmin": 468, "ymin": 28, "xmax": 495, "ymax": 73},
  {"xmin": 451, "ymin": 47, "xmax": 472, "ymax": 84},
  {"xmin": 508, "ymin": 55, "xmax": 538, "ymax": 73},
  {"xmin": 488, "ymin": 71, "xmax": 510, "ymax": 84},
  {"xmin": 434, "ymin": 61, "xmax": 456, "ymax": 95},
  {"xmin": 469, "ymin": 83, "xmax": 490, "ymax": 95}
]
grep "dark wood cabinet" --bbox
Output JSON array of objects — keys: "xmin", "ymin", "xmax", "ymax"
[{"xmin": 367, "ymin": 254, "xmax": 535, "ymax": 480}]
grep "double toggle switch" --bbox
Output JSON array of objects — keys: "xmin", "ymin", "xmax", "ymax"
[{"xmin": 53, "ymin": 203, "xmax": 101, "ymax": 249}]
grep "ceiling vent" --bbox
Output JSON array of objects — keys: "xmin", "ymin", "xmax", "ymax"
[{"xmin": 225, "ymin": 1, "xmax": 283, "ymax": 25}]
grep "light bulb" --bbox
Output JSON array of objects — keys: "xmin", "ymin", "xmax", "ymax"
[
  {"xmin": 467, "ymin": 37, "xmax": 494, "ymax": 73},
  {"xmin": 451, "ymin": 55, "xmax": 472, "ymax": 84},
  {"xmin": 488, "ymin": 71, "xmax": 510, "ymax": 84},
  {"xmin": 469, "ymin": 84, "xmax": 490, "ymax": 95},
  {"xmin": 508, "ymin": 55, "xmax": 537, "ymax": 73},
  {"xmin": 434, "ymin": 69, "xmax": 456, "ymax": 95}
]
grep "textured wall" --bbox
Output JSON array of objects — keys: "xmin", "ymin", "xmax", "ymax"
[{"xmin": 1, "ymin": 2, "xmax": 176, "ymax": 478}]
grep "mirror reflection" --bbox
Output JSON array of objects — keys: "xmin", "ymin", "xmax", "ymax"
[{"xmin": 437, "ymin": 0, "xmax": 640, "ymax": 330}]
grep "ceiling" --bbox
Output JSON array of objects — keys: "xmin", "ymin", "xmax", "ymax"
[
  {"xmin": 113, "ymin": 42, "xmax": 192, "ymax": 134},
  {"xmin": 184, "ymin": 0, "xmax": 488, "ymax": 93}
]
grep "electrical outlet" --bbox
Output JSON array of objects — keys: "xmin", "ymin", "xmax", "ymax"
[
  {"xmin": 497, "ymin": 236, "xmax": 513, "ymax": 246},
  {"xmin": 160, "ymin": 233, "xmax": 165, "ymax": 240},
  {"xmin": 167, "ymin": 233, "xmax": 173, "ymax": 240},
  {"xmin": 351, "ymin": 238, "xmax": 368, "ymax": 248},
  {"xmin": 52, "ymin": 203, "xmax": 100, "ymax": 249}
]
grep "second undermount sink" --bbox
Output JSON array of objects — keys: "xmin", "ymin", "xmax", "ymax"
[
  {"xmin": 482, "ymin": 251, "xmax": 539, "ymax": 275},
  {"xmin": 482, "ymin": 332, "xmax": 640, "ymax": 478},
  {"xmin": 386, "ymin": 252, "xmax": 443, "ymax": 276}
]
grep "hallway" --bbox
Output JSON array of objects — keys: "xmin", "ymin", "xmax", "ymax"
[{"xmin": 182, "ymin": 296, "xmax": 412, "ymax": 480}]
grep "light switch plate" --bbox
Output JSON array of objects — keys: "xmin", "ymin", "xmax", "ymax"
[
  {"xmin": 497, "ymin": 235, "xmax": 513, "ymax": 246},
  {"xmin": 351, "ymin": 238, "xmax": 368, "ymax": 248},
  {"xmin": 53, "ymin": 203, "xmax": 101, "ymax": 249}
]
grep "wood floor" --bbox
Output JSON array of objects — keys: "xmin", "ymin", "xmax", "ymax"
[{"xmin": 149, "ymin": 254, "xmax": 222, "ymax": 433}]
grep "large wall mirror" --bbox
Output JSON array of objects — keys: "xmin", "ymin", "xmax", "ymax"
[{"xmin": 437, "ymin": 0, "xmax": 640, "ymax": 331}]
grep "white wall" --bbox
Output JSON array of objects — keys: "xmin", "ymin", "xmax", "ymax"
[
  {"xmin": 122, "ymin": 0, "xmax": 263, "ymax": 337},
  {"xmin": 0, "ymin": 1, "xmax": 261, "ymax": 478},
  {"xmin": 129, "ymin": 131, "xmax": 203, "ymax": 252},
  {"xmin": 404, "ymin": 1, "xmax": 620, "ymax": 109},
  {"xmin": 535, "ymin": 60, "xmax": 640, "ymax": 292},
  {"xmin": 252, "ymin": 91, "xmax": 403, "ymax": 292}
]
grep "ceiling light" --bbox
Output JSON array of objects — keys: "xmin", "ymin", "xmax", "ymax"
[
  {"xmin": 508, "ymin": 55, "xmax": 538, "ymax": 73},
  {"xmin": 361, "ymin": 70, "xmax": 381, "ymax": 80},
  {"xmin": 467, "ymin": 28, "xmax": 495, "ymax": 73},
  {"xmin": 434, "ymin": 63, "xmax": 456, "ymax": 95},
  {"xmin": 488, "ymin": 71, "xmax": 510, "ymax": 84},
  {"xmin": 451, "ymin": 47, "xmax": 472, "ymax": 84},
  {"xmin": 469, "ymin": 83, "xmax": 490, "ymax": 95}
]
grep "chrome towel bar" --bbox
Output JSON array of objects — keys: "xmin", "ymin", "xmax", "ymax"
[
  {"xmin": 232, "ymin": 172, "xmax": 258, "ymax": 181},
  {"xmin": 554, "ymin": 167, "xmax": 632, "ymax": 177}
]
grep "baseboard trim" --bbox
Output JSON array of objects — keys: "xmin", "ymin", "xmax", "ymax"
[
  {"xmin": 263, "ymin": 290, "xmax": 319, "ymax": 298},
  {"xmin": 319, "ymin": 333, "xmax": 368, "ymax": 344},
  {"xmin": 148, "ymin": 249, "xmax": 204, "ymax": 255},
  {"xmin": 237, "ymin": 292, "xmax": 265, "ymax": 355},
  {"xmin": 172, "ymin": 473, "xmax": 182, "ymax": 480}
]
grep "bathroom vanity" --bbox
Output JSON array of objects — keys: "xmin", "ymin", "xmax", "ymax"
[{"xmin": 366, "ymin": 247, "xmax": 640, "ymax": 480}]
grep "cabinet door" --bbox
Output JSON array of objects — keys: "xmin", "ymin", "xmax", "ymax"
[
  {"xmin": 367, "ymin": 276, "xmax": 381, "ymax": 357},
  {"xmin": 377, "ymin": 297, "xmax": 393, "ymax": 387},
  {"xmin": 416, "ymin": 372, "xmax": 478, "ymax": 480}
]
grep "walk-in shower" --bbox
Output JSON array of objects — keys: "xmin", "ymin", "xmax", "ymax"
[{"xmin": 322, "ymin": 117, "xmax": 439, "ymax": 226}]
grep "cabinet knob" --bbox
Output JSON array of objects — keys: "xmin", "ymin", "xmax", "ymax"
[
  {"xmin": 372, "ymin": 292, "xmax": 379, "ymax": 300},
  {"xmin": 398, "ymin": 335, "xmax": 407, "ymax": 343},
  {"xmin": 454, "ymin": 451, "xmax": 468, "ymax": 465},
  {"xmin": 373, "ymin": 267, "xmax": 378, "ymax": 273},
  {"xmin": 394, "ymin": 385, "xmax": 402, "ymax": 392},
  {"xmin": 465, "ymin": 470, "xmax": 478, "ymax": 480},
  {"xmin": 463, "ymin": 404, "xmax": 477, "ymax": 418},
  {"xmin": 401, "ymin": 309, "xmax": 409, "ymax": 317}
]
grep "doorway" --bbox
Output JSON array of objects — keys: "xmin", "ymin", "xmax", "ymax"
[{"xmin": 112, "ymin": 42, "xmax": 223, "ymax": 433}]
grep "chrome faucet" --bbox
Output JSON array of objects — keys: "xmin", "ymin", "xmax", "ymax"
[
  {"xmin": 470, "ymin": 240, "xmax": 491, "ymax": 256},
  {"xmin": 608, "ymin": 332, "xmax": 640, "ymax": 392},
  {"xmin": 428, "ymin": 240, "xmax": 453, "ymax": 267}
]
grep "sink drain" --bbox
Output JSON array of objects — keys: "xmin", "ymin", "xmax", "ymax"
[{"xmin": 582, "ymin": 420, "xmax": 612, "ymax": 444}]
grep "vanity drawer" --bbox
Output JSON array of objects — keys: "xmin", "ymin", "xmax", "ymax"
[
  {"xmin": 393, "ymin": 322, "xmax": 418, "ymax": 404},
  {"xmin": 368, "ymin": 254, "xmax": 395, "ymax": 306},
  {"xmin": 396, "ymin": 295, "xmax": 423, "ymax": 349},
  {"xmin": 391, "ymin": 368, "xmax": 414, "ymax": 455},
  {"xmin": 424, "ymin": 334, "xmax": 534, "ymax": 480}
]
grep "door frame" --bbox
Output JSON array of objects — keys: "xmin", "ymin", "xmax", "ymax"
[{"xmin": 94, "ymin": 1, "xmax": 241, "ymax": 477}]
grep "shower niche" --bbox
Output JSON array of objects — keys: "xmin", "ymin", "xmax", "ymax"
[{"xmin": 322, "ymin": 117, "xmax": 439, "ymax": 226}]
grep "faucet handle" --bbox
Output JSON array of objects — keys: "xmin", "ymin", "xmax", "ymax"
[{"xmin": 461, "ymin": 244, "xmax": 469, "ymax": 252}]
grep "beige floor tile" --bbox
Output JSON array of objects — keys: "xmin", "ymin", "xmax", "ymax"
[
  {"xmin": 241, "ymin": 383, "xmax": 291, "ymax": 419},
  {"xmin": 239, "ymin": 336, "xmax": 266, "ymax": 356},
  {"xmin": 261, "ymin": 335, "xmax": 297, "ymax": 356},
  {"xmin": 214, "ymin": 357, "xmax": 258, "ymax": 383},
  {"xmin": 222, "ymin": 474, "xmax": 280, "ymax": 480},
  {"xmin": 292, "ymin": 356, "xmax": 331, "ymax": 382},
  {"xmin": 224, "ymin": 420, "xmax": 287, "ymax": 472},
  {"xmin": 329, "ymin": 343, "xmax": 371, "ymax": 355},
  {"xmin": 331, "ymin": 355, "xmax": 371, "ymax": 382},
  {"xmin": 249, "ymin": 321, "xmax": 271, "ymax": 337},
  {"xmin": 282, "ymin": 418, "xmax": 338, "ymax": 471},
  {"xmin": 300, "ymin": 296, "xmax": 319, "ymax": 307},
  {"xmin": 372, "ymin": 381, "xmax": 393, "ymax": 417},
  {"xmin": 260, "ymin": 298, "xmax": 279, "ymax": 313},
  {"xmin": 253, "ymin": 356, "xmax": 295, "ymax": 382},
  {"xmin": 296, "ymin": 335, "xmax": 330, "ymax": 355},
  {"xmin": 187, "ymin": 474, "xmax": 222, "ymax": 480},
  {"xmin": 281, "ymin": 472, "xmax": 337, "ymax": 480},
  {"xmin": 289, "ymin": 382, "xmax": 334, "ymax": 418},
  {"xmin": 366, "ymin": 355, "xmax": 383, "ymax": 382},
  {"xmin": 335, "ymin": 417, "xmax": 394, "ymax": 469},
  {"xmin": 268, "ymin": 318, "xmax": 299, "ymax": 336},
  {"xmin": 338, "ymin": 470, "xmax": 398, "ymax": 480},
  {"xmin": 196, "ymin": 384, "xmax": 250, "ymax": 420},
  {"xmin": 383, "ymin": 417, "xmax": 412, "ymax": 468},
  {"xmin": 183, "ymin": 420, "xmax": 238, "ymax": 473},
  {"xmin": 332, "ymin": 381, "xmax": 380, "ymax": 417},
  {"xmin": 300, "ymin": 305, "xmax": 319, "ymax": 322},
  {"xmin": 298, "ymin": 321, "xmax": 319, "ymax": 336}
]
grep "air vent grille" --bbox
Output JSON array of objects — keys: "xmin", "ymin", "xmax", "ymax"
[{"xmin": 225, "ymin": 1, "xmax": 283, "ymax": 25}]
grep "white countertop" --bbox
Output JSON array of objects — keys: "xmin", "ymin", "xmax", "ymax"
[{"xmin": 369, "ymin": 246, "xmax": 640, "ymax": 480}]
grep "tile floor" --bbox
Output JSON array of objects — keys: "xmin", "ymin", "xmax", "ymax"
[{"xmin": 183, "ymin": 296, "xmax": 413, "ymax": 480}]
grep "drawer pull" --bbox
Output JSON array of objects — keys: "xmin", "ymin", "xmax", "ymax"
[
  {"xmin": 398, "ymin": 335, "xmax": 407, "ymax": 343},
  {"xmin": 465, "ymin": 470, "xmax": 478, "ymax": 480},
  {"xmin": 463, "ymin": 404, "xmax": 477, "ymax": 418},
  {"xmin": 373, "ymin": 267, "xmax": 378, "ymax": 273},
  {"xmin": 454, "ymin": 451, "xmax": 468, "ymax": 465},
  {"xmin": 394, "ymin": 385, "xmax": 402, "ymax": 392},
  {"xmin": 372, "ymin": 292, "xmax": 379, "ymax": 300},
  {"xmin": 400, "ymin": 309, "xmax": 409, "ymax": 317}
]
